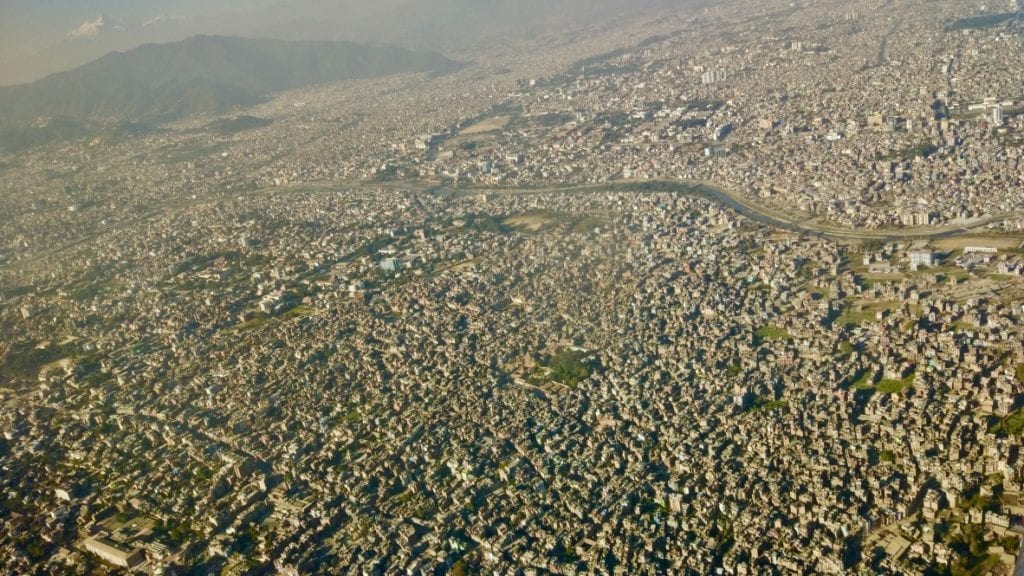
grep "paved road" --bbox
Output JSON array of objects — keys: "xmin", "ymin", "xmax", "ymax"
[
  {"xmin": 460, "ymin": 178, "xmax": 1019, "ymax": 242},
  {"xmin": 677, "ymin": 180, "xmax": 1014, "ymax": 242}
]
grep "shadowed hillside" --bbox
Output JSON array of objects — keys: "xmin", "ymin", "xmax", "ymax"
[{"xmin": 0, "ymin": 35, "xmax": 461, "ymax": 126}]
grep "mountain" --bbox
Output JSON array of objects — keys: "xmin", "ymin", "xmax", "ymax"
[
  {"xmin": 0, "ymin": 35, "xmax": 461, "ymax": 126},
  {"xmin": 0, "ymin": 0, "xmax": 688, "ymax": 86}
]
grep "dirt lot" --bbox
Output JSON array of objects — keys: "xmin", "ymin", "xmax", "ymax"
[
  {"xmin": 931, "ymin": 236, "xmax": 1023, "ymax": 251},
  {"xmin": 459, "ymin": 116, "xmax": 512, "ymax": 135},
  {"xmin": 504, "ymin": 213, "xmax": 558, "ymax": 231}
]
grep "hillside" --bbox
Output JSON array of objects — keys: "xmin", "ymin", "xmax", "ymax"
[{"xmin": 0, "ymin": 35, "xmax": 461, "ymax": 126}]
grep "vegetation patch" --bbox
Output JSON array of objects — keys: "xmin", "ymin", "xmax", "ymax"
[
  {"xmin": 877, "ymin": 141, "xmax": 938, "ymax": 161},
  {"xmin": 569, "ymin": 215, "xmax": 609, "ymax": 234},
  {"xmin": 746, "ymin": 396, "xmax": 789, "ymax": 413},
  {"xmin": 851, "ymin": 371, "xmax": 875, "ymax": 390},
  {"xmin": 234, "ymin": 314, "xmax": 273, "ymax": 332},
  {"xmin": 549, "ymin": 349, "xmax": 591, "ymax": 387},
  {"xmin": 990, "ymin": 409, "xmax": 1024, "ymax": 437},
  {"xmin": 459, "ymin": 213, "xmax": 512, "ymax": 234},
  {"xmin": 754, "ymin": 326, "xmax": 791, "ymax": 345},
  {"xmin": 538, "ymin": 348, "xmax": 596, "ymax": 388},
  {"xmin": 0, "ymin": 340, "xmax": 83, "ymax": 384},
  {"xmin": 280, "ymin": 305, "xmax": 314, "ymax": 321},
  {"xmin": 875, "ymin": 373, "xmax": 915, "ymax": 394}
]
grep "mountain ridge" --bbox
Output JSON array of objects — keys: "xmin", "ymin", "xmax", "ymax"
[{"xmin": 0, "ymin": 35, "xmax": 462, "ymax": 127}]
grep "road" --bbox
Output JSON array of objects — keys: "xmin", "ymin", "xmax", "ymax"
[
  {"xmin": 2, "ymin": 177, "xmax": 1020, "ymax": 278},
  {"xmin": 453, "ymin": 178, "xmax": 1019, "ymax": 242}
]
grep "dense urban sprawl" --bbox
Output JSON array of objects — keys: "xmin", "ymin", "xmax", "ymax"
[{"xmin": 2, "ymin": 0, "xmax": 1024, "ymax": 574}]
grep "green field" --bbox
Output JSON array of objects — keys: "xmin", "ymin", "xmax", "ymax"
[
  {"xmin": 850, "ymin": 372, "xmax": 914, "ymax": 394},
  {"xmin": 754, "ymin": 326, "xmax": 791, "ymax": 344},
  {"xmin": 875, "ymin": 374, "xmax": 915, "ymax": 394},
  {"xmin": 991, "ymin": 409, "xmax": 1024, "ymax": 437}
]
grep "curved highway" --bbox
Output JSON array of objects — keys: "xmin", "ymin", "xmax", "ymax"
[{"xmin": 468, "ymin": 179, "xmax": 1017, "ymax": 242}]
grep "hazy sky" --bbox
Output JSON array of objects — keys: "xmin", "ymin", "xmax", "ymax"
[{"xmin": 1, "ymin": 0, "xmax": 259, "ymax": 43}]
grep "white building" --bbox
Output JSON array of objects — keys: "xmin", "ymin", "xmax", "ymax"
[
  {"xmin": 992, "ymin": 105, "xmax": 1003, "ymax": 126},
  {"xmin": 81, "ymin": 537, "xmax": 145, "ymax": 568},
  {"xmin": 908, "ymin": 250, "xmax": 936, "ymax": 270},
  {"xmin": 701, "ymin": 69, "xmax": 727, "ymax": 85},
  {"xmin": 379, "ymin": 257, "xmax": 402, "ymax": 273}
]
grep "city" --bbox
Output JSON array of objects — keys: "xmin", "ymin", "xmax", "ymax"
[{"xmin": 1, "ymin": 0, "xmax": 1024, "ymax": 574}]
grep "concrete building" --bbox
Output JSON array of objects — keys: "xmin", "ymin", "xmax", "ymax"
[
  {"xmin": 379, "ymin": 257, "xmax": 402, "ymax": 273},
  {"xmin": 81, "ymin": 538, "xmax": 145, "ymax": 568},
  {"xmin": 701, "ymin": 69, "xmax": 727, "ymax": 85},
  {"xmin": 908, "ymin": 250, "xmax": 936, "ymax": 270}
]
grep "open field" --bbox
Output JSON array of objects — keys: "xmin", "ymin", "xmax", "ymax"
[
  {"xmin": 932, "ymin": 236, "xmax": 1023, "ymax": 251},
  {"xmin": 504, "ymin": 213, "xmax": 559, "ymax": 231},
  {"xmin": 459, "ymin": 116, "xmax": 512, "ymax": 135}
]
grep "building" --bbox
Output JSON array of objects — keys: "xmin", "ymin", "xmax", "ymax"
[
  {"xmin": 701, "ymin": 69, "xmax": 727, "ymax": 85},
  {"xmin": 908, "ymin": 250, "xmax": 936, "ymax": 270},
  {"xmin": 379, "ymin": 257, "xmax": 402, "ymax": 273},
  {"xmin": 899, "ymin": 209, "xmax": 932, "ymax": 226},
  {"xmin": 714, "ymin": 123, "xmax": 734, "ymax": 141},
  {"xmin": 81, "ymin": 537, "xmax": 145, "ymax": 568},
  {"xmin": 258, "ymin": 290, "xmax": 294, "ymax": 314},
  {"xmin": 992, "ymin": 105, "xmax": 1004, "ymax": 126},
  {"xmin": 704, "ymin": 146, "xmax": 731, "ymax": 157}
]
